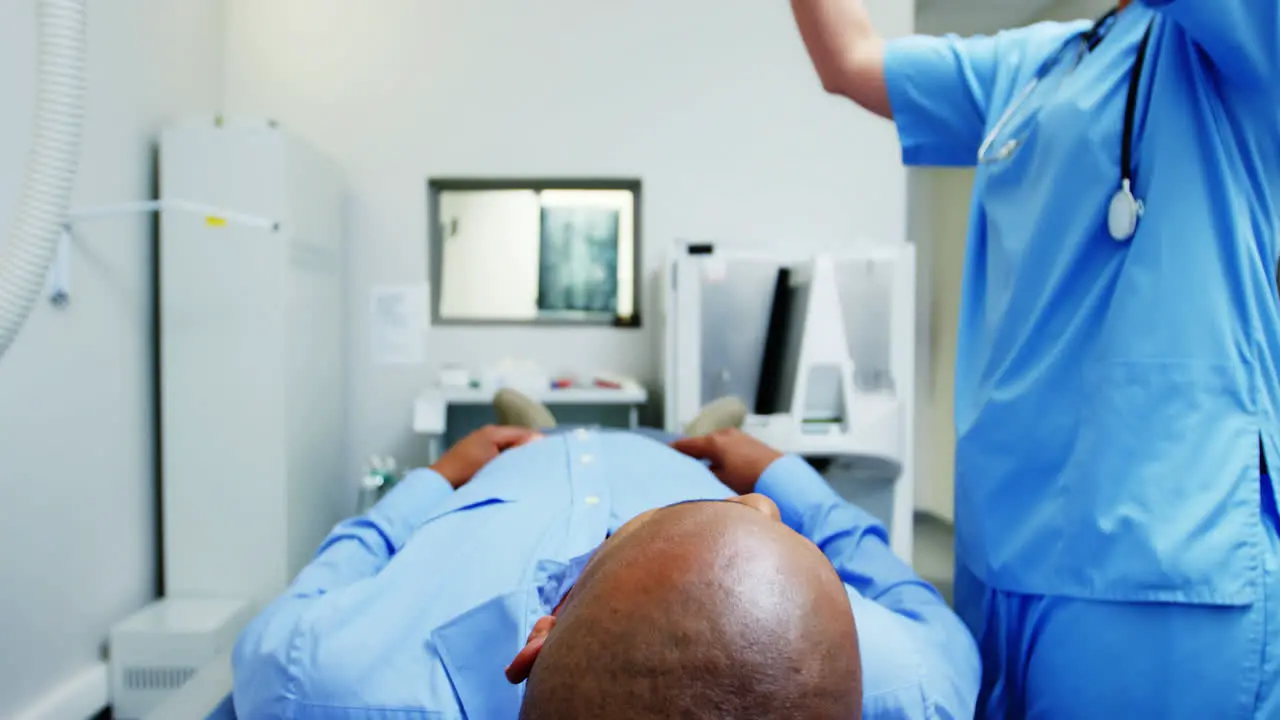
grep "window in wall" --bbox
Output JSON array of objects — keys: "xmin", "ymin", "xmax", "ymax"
[{"xmin": 429, "ymin": 179, "xmax": 640, "ymax": 327}]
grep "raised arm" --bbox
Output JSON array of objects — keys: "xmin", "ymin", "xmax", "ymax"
[
  {"xmin": 1143, "ymin": 0, "xmax": 1279, "ymax": 93},
  {"xmin": 790, "ymin": 0, "xmax": 891, "ymax": 117}
]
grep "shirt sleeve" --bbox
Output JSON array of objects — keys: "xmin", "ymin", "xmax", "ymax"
[
  {"xmin": 231, "ymin": 469, "xmax": 454, "ymax": 718},
  {"xmin": 756, "ymin": 455, "xmax": 980, "ymax": 719},
  {"xmin": 288, "ymin": 469, "xmax": 453, "ymax": 595},
  {"xmin": 1143, "ymin": 0, "xmax": 1279, "ymax": 92},
  {"xmin": 883, "ymin": 22, "xmax": 1085, "ymax": 167}
]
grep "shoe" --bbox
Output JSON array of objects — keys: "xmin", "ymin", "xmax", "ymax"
[
  {"xmin": 684, "ymin": 396, "xmax": 748, "ymax": 437},
  {"xmin": 493, "ymin": 388, "xmax": 557, "ymax": 430}
]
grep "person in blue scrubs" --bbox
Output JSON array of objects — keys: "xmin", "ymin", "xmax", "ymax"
[
  {"xmin": 232, "ymin": 402, "xmax": 979, "ymax": 719},
  {"xmin": 792, "ymin": 0, "xmax": 1280, "ymax": 716}
]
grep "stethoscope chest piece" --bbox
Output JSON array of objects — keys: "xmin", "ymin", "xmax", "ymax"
[
  {"xmin": 1107, "ymin": 179, "xmax": 1143, "ymax": 242},
  {"xmin": 1106, "ymin": 15, "xmax": 1156, "ymax": 243}
]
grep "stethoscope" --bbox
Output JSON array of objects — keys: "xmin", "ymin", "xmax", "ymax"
[{"xmin": 977, "ymin": 8, "xmax": 1156, "ymax": 242}]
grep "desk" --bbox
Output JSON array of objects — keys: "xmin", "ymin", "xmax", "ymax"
[{"xmin": 414, "ymin": 382, "xmax": 649, "ymax": 461}]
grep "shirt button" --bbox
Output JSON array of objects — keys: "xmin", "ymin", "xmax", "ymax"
[
  {"xmin": 580, "ymin": 454, "xmax": 594, "ymax": 465},
  {"xmin": 575, "ymin": 428, "xmax": 591, "ymax": 440},
  {"xmin": 584, "ymin": 495, "xmax": 601, "ymax": 506}
]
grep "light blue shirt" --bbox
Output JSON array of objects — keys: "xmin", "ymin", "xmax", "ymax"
[
  {"xmin": 884, "ymin": 2, "xmax": 1280, "ymax": 605},
  {"xmin": 232, "ymin": 431, "xmax": 978, "ymax": 719}
]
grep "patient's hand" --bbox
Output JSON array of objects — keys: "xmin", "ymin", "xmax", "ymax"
[
  {"xmin": 431, "ymin": 425, "xmax": 542, "ymax": 489},
  {"xmin": 672, "ymin": 429, "xmax": 782, "ymax": 495}
]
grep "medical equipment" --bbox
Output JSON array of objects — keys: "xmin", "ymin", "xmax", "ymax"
[
  {"xmin": 0, "ymin": 0, "xmax": 87, "ymax": 361},
  {"xmin": 978, "ymin": 8, "xmax": 1156, "ymax": 242},
  {"xmin": 1107, "ymin": 21, "xmax": 1155, "ymax": 242},
  {"xmin": 139, "ymin": 655, "xmax": 235, "ymax": 720},
  {"xmin": 358, "ymin": 456, "xmax": 401, "ymax": 513},
  {"xmin": 159, "ymin": 118, "xmax": 348, "ymax": 605},
  {"xmin": 112, "ymin": 117, "xmax": 347, "ymax": 718},
  {"xmin": 429, "ymin": 179, "xmax": 642, "ymax": 327},
  {"xmin": 108, "ymin": 597, "xmax": 251, "ymax": 720},
  {"xmin": 662, "ymin": 245, "xmax": 916, "ymax": 558}
]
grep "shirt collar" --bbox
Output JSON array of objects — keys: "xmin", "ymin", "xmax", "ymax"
[{"xmin": 431, "ymin": 545, "xmax": 602, "ymax": 717}]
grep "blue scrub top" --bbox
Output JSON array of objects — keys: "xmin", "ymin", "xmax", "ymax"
[{"xmin": 884, "ymin": 3, "xmax": 1280, "ymax": 605}]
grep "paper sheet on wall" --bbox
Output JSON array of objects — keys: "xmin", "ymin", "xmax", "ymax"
[{"xmin": 370, "ymin": 283, "xmax": 429, "ymax": 365}]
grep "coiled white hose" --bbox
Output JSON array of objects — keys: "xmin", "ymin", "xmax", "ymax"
[{"xmin": 0, "ymin": 0, "xmax": 87, "ymax": 361}]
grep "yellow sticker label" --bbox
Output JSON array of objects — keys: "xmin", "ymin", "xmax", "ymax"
[{"xmin": 205, "ymin": 216, "xmax": 227, "ymax": 227}]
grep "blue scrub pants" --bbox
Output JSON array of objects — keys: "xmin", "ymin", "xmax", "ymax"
[{"xmin": 957, "ymin": 472, "xmax": 1280, "ymax": 719}]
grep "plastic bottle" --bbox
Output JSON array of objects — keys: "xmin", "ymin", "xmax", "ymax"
[{"xmin": 356, "ymin": 456, "xmax": 399, "ymax": 513}]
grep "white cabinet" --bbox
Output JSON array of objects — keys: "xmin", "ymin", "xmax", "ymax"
[
  {"xmin": 158, "ymin": 118, "xmax": 348, "ymax": 605},
  {"xmin": 663, "ymin": 245, "xmax": 917, "ymax": 559}
]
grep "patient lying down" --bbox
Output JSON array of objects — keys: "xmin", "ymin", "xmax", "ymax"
[
  {"xmin": 232, "ymin": 393, "xmax": 979, "ymax": 719},
  {"xmin": 515, "ymin": 488, "xmax": 857, "ymax": 718}
]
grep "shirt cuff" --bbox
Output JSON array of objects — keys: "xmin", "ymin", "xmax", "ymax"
[
  {"xmin": 755, "ymin": 454, "xmax": 844, "ymax": 532},
  {"xmin": 368, "ymin": 468, "xmax": 454, "ymax": 551}
]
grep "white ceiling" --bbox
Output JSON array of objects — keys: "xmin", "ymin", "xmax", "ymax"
[{"xmin": 916, "ymin": 0, "xmax": 1058, "ymax": 35}]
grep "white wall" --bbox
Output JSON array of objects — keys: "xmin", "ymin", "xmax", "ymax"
[
  {"xmin": 0, "ymin": 1, "xmax": 224, "ymax": 716},
  {"xmin": 224, "ymin": 0, "xmax": 916, "ymax": 475},
  {"xmin": 914, "ymin": 168, "xmax": 974, "ymax": 521},
  {"xmin": 915, "ymin": 0, "xmax": 1106, "ymax": 35},
  {"xmin": 917, "ymin": 0, "xmax": 1052, "ymax": 35},
  {"xmin": 1040, "ymin": 0, "xmax": 1113, "ymax": 22}
]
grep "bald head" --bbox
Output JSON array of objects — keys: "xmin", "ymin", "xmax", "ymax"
[{"xmin": 519, "ymin": 499, "xmax": 860, "ymax": 719}]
